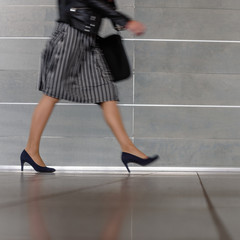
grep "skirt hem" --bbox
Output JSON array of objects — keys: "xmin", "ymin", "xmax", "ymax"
[{"xmin": 39, "ymin": 89, "xmax": 119, "ymax": 104}]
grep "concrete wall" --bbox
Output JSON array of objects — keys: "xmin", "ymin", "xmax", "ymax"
[{"xmin": 1, "ymin": 0, "xmax": 240, "ymax": 168}]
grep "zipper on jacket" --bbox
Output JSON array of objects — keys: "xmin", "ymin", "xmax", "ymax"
[{"xmin": 70, "ymin": 8, "xmax": 89, "ymax": 12}]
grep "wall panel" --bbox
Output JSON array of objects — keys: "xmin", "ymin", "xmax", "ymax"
[{"xmin": 1, "ymin": 0, "xmax": 240, "ymax": 168}]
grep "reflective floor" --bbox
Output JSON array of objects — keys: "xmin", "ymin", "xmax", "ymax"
[{"xmin": 0, "ymin": 171, "xmax": 239, "ymax": 240}]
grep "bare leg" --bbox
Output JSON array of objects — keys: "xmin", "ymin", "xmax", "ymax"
[
  {"xmin": 25, "ymin": 94, "xmax": 59, "ymax": 167},
  {"xmin": 100, "ymin": 101, "xmax": 147, "ymax": 158}
]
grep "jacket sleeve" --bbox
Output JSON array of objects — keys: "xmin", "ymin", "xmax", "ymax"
[{"xmin": 85, "ymin": 0, "xmax": 131, "ymax": 30}]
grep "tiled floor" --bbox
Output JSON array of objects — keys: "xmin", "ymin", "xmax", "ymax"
[{"xmin": 0, "ymin": 171, "xmax": 239, "ymax": 240}]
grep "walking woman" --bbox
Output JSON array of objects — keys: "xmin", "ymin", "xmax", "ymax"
[{"xmin": 20, "ymin": 0, "xmax": 159, "ymax": 173}]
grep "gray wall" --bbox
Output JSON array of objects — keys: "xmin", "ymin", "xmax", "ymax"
[{"xmin": 1, "ymin": 0, "xmax": 240, "ymax": 168}]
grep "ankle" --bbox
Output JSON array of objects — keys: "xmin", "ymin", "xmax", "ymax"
[
  {"xmin": 121, "ymin": 143, "xmax": 135, "ymax": 153},
  {"xmin": 121, "ymin": 144, "xmax": 148, "ymax": 159},
  {"xmin": 25, "ymin": 147, "xmax": 39, "ymax": 157}
]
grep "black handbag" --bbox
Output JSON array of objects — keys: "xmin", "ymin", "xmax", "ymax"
[{"xmin": 97, "ymin": 34, "xmax": 131, "ymax": 82}]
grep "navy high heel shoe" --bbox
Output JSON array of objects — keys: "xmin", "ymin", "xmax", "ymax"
[
  {"xmin": 20, "ymin": 150, "xmax": 55, "ymax": 173},
  {"xmin": 121, "ymin": 152, "xmax": 159, "ymax": 173}
]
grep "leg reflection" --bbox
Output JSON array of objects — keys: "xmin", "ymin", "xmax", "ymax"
[
  {"xmin": 100, "ymin": 176, "xmax": 132, "ymax": 240},
  {"xmin": 27, "ymin": 174, "xmax": 51, "ymax": 240}
]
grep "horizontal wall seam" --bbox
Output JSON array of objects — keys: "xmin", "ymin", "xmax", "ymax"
[
  {"xmin": 127, "ymin": 39, "xmax": 240, "ymax": 43},
  {"xmin": 1, "ymin": 165, "xmax": 240, "ymax": 173},
  {"xmin": 2, "ymin": 102, "xmax": 240, "ymax": 108},
  {"xmin": 1, "ymin": 37, "xmax": 240, "ymax": 43},
  {"xmin": 1, "ymin": 5, "xmax": 239, "ymax": 10}
]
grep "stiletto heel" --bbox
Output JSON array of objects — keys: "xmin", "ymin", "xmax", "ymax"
[
  {"xmin": 20, "ymin": 150, "xmax": 55, "ymax": 173},
  {"xmin": 21, "ymin": 160, "xmax": 24, "ymax": 171},
  {"xmin": 121, "ymin": 152, "xmax": 159, "ymax": 173},
  {"xmin": 122, "ymin": 161, "xmax": 131, "ymax": 173}
]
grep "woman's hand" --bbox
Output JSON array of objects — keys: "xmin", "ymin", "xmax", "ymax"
[{"xmin": 125, "ymin": 20, "xmax": 146, "ymax": 36}]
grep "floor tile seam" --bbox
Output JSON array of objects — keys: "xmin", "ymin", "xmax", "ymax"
[
  {"xmin": 197, "ymin": 172, "xmax": 233, "ymax": 240},
  {"xmin": 0, "ymin": 177, "xmax": 131, "ymax": 210}
]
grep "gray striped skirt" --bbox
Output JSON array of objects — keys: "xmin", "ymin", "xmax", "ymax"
[{"xmin": 38, "ymin": 23, "xmax": 119, "ymax": 103}]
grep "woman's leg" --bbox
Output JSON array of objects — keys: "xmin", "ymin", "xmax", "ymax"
[
  {"xmin": 25, "ymin": 94, "xmax": 59, "ymax": 166},
  {"xmin": 100, "ymin": 101, "xmax": 147, "ymax": 158}
]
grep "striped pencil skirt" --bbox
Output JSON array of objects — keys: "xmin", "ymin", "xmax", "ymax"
[{"xmin": 38, "ymin": 23, "xmax": 119, "ymax": 103}]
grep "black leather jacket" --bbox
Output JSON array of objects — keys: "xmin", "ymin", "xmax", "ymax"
[{"xmin": 58, "ymin": 0, "xmax": 131, "ymax": 34}]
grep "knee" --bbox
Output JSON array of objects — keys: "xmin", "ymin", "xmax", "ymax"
[
  {"xmin": 43, "ymin": 94, "xmax": 59, "ymax": 104},
  {"xmin": 52, "ymin": 97, "xmax": 59, "ymax": 104},
  {"xmin": 99, "ymin": 101, "xmax": 117, "ymax": 109}
]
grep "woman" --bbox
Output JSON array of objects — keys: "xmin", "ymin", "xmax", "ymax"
[{"xmin": 20, "ymin": 0, "xmax": 159, "ymax": 173}]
